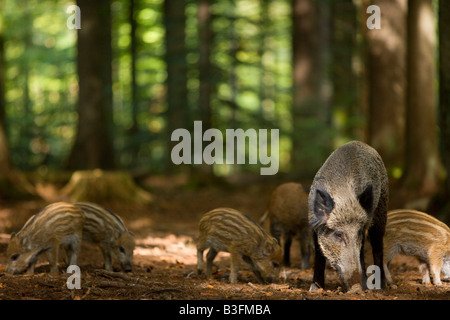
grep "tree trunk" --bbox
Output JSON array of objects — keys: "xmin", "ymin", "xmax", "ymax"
[
  {"xmin": 67, "ymin": 0, "xmax": 115, "ymax": 170},
  {"xmin": 291, "ymin": 0, "xmax": 330, "ymax": 178},
  {"xmin": 331, "ymin": 0, "xmax": 358, "ymax": 141},
  {"xmin": 435, "ymin": 0, "xmax": 450, "ymax": 222},
  {"xmin": 366, "ymin": 0, "xmax": 407, "ymax": 174},
  {"xmin": 127, "ymin": 0, "xmax": 140, "ymax": 164},
  {"xmin": 130, "ymin": 0, "xmax": 138, "ymax": 134},
  {"xmin": 164, "ymin": 0, "xmax": 188, "ymax": 173},
  {"xmin": 198, "ymin": 0, "xmax": 213, "ymax": 131},
  {"xmin": 0, "ymin": 6, "xmax": 10, "ymax": 181},
  {"xmin": 402, "ymin": 0, "xmax": 443, "ymax": 206},
  {"xmin": 194, "ymin": 0, "xmax": 215, "ymax": 179}
]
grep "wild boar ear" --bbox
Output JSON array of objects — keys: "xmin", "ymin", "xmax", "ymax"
[
  {"xmin": 358, "ymin": 184, "xmax": 373, "ymax": 214},
  {"xmin": 272, "ymin": 236, "xmax": 279, "ymax": 245},
  {"xmin": 262, "ymin": 239, "xmax": 275, "ymax": 257},
  {"xmin": 313, "ymin": 188, "xmax": 334, "ymax": 225}
]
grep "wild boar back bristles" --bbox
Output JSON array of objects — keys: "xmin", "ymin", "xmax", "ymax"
[
  {"xmin": 200, "ymin": 208, "xmax": 267, "ymax": 246},
  {"xmin": 75, "ymin": 202, "xmax": 127, "ymax": 237}
]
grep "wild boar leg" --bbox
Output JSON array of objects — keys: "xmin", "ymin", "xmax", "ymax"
[
  {"xmin": 360, "ymin": 234, "xmax": 367, "ymax": 289},
  {"xmin": 429, "ymin": 254, "xmax": 443, "ymax": 286},
  {"xmin": 197, "ymin": 249, "xmax": 205, "ymax": 275},
  {"xmin": 206, "ymin": 248, "xmax": 218, "ymax": 279},
  {"xmin": 64, "ymin": 242, "xmax": 79, "ymax": 267},
  {"xmin": 27, "ymin": 260, "xmax": 36, "ymax": 275},
  {"xmin": 300, "ymin": 229, "xmax": 311, "ymax": 270},
  {"xmin": 419, "ymin": 262, "xmax": 431, "ymax": 285},
  {"xmin": 229, "ymin": 252, "xmax": 241, "ymax": 284},
  {"xmin": 47, "ymin": 245, "xmax": 60, "ymax": 275},
  {"xmin": 368, "ymin": 223, "xmax": 386, "ymax": 288},
  {"xmin": 311, "ymin": 231, "xmax": 326, "ymax": 290},
  {"xmin": 283, "ymin": 233, "xmax": 292, "ymax": 267},
  {"xmin": 100, "ymin": 244, "xmax": 113, "ymax": 271},
  {"xmin": 67, "ymin": 245, "xmax": 79, "ymax": 267},
  {"xmin": 383, "ymin": 260, "xmax": 394, "ymax": 285}
]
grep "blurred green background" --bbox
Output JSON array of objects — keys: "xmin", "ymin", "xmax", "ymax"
[{"xmin": 0, "ymin": 0, "xmax": 449, "ymax": 221}]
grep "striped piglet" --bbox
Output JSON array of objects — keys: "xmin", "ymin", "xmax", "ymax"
[
  {"xmin": 197, "ymin": 207, "xmax": 282, "ymax": 284},
  {"xmin": 6, "ymin": 202, "xmax": 85, "ymax": 275},
  {"xmin": 74, "ymin": 202, "xmax": 135, "ymax": 272},
  {"xmin": 384, "ymin": 209, "xmax": 450, "ymax": 286}
]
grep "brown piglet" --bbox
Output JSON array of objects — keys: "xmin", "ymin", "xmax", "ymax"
[
  {"xmin": 6, "ymin": 202, "xmax": 85, "ymax": 275},
  {"xmin": 260, "ymin": 182, "xmax": 312, "ymax": 269},
  {"xmin": 197, "ymin": 207, "xmax": 282, "ymax": 284},
  {"xmin": 74, "ymin": 202, "xmax": 135, "ymax": 272},
  {"xmin": 384, "ymin": 209, "xmax": 450, "ymax": 286}
]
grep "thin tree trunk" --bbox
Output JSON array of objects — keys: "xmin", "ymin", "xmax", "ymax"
[
  {"xmin": 195, "ymin": 0, "xmax": 215, "ymax": 178},
  {"xmin": 130, "ymin": 0, "xmax": 138, "ymax": 134},
  {"xmin": 436, "ymin": 0, "xmax": 450, "ymax": 222},
  {"xmin": 402, "ymin": 0, "xmax": 443, "ymax": 202},
  {"xmin": 0, "ymin": 4, "xmax": 10, "ymax": 180},
  {"xmin": 198, "ymin": 0, "xmax": 213, "ymax": 131},
  {"xmin": 439, "ymin": 0, "xmax": 450, "ymax": 194},
  {"xmin": 291, "ymin": 0, "xmax": 330, "ymax": 178},
  {"xmin": 127, "ymin": 0, "xmax": 140, "ymax": 166},
  {"xmin": 366, "ymin": 0, "xmax": 407, "ymax": 173},
  {"xmin": 331, "ymin": 0, "xmax": 358, "ymax": 141},
  {"xmin": 229, "ymin": 0, "xmax": 238, "ymax": 129},
  {"xmin": 164, "ymin": 0, "xmax": 188, "ymax": 173},
  {"xmin": 67, "ymin": 0, "xmax": 115, "ymax": 170}
]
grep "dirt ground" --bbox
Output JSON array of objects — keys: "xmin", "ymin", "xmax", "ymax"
[{"xmin": 0, "ymin": 176, "xmax": 449, "ymax": 301}]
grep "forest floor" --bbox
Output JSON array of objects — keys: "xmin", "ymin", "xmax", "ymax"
[{"xmin": 0, "ymin": 175, "xmax": 448, "ymax": 301}]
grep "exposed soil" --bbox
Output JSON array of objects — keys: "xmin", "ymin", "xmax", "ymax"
[{"xmin": 0, "ymin": 176, "xmax": 448, "ymax": 300}]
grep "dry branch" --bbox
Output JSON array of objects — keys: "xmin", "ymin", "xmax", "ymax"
[{"xmin": 95, "ymin": 280, "xmax": 148, "ymax": 289}]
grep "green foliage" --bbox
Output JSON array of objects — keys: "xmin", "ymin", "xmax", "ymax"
[
  {"xmin": 2, "ymin": 0, "xmax": 297, "ymax": 175},
  {"xmin": 3, "ymin": 0, "xmax": 77, "ymax": 170}
]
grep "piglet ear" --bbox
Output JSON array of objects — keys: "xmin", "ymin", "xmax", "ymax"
[
  {"xmin": 313, "ymin": 188, "xmax": 334, "ymax": 226},
  {"xmin": 262, "ymin": 239, "xmax": 276, "ymax": 257},
  {"xmin": 358, "ymin": 184, "xmax": 373, "ymax": 214}
]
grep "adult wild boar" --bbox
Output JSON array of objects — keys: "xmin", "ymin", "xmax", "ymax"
[{"xmin": 308, "ymin": 141, "xmax": 388, "ymax": 291}]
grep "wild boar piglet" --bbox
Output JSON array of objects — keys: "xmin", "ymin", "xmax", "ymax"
[
  {"xmin": 197, "ymin": 207, "xmax": 282, "ymax": 284},
  {"xmin": 6, "ymin": 202, "xmax": 85, "ymax": 275},
  {"xmin": 384, "ymin": 209, "xmax": 450, "ymax": 286},
  {"xmin": 74, "ymin": 202, "xmax": 135, "ymax": 272},
  {"xmin": 260, "ymin": 182, "xmax": 312, "ymax": 269}
]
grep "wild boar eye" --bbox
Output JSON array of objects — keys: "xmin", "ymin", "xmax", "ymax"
[
  {"xmin": 10, "ymin": 254, "xmax": 20, "ymax": 261},
  {"xmin": 333, "ymin": 231, "xmax": 345, "ymax": 242},
  {"xmin": 272, "ymin": 262, "xmax": 280, "ymax": 268},
  {"xmin": 118, "ymin": 246, "xmax": 125, "ymax": 254}
]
